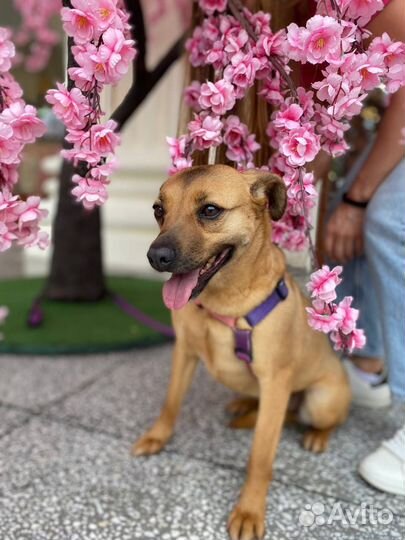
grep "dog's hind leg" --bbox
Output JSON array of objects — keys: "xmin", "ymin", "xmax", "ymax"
[
  {"xmin": 299, "ymin": 372, "xmax": 351, "ymax": 453},
  {"xmin": 303, "ymin": 427, "xmax": 334, "ymax": 453},
  {"xmin": 226, "ymin": 397, "xmax": 259, "ymax": 417},
  {"xmin": 229, "ymin": 409, "xmax": 258, "ymax": 429}
]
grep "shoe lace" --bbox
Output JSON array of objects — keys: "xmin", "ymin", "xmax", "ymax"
[{"xmin": 383, "ymin": 425, "xmax": 405, "ymax": 461}]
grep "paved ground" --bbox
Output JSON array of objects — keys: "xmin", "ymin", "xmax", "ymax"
[{"xmin": 0, "ymin": 345, "xmax": 404, "ymax": 540}]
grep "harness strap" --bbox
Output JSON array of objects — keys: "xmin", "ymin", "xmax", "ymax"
[{"xmin": 197, "ymin": 278, "xmax": 289, "ymax": 366}]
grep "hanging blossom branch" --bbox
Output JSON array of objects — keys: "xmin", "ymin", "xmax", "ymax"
[
  {"xmin": 0, "ymin": 27, "xmax": 48, "ymax": 253},
  {"xmin": 12, "ymin": 0, "xmax": 61, "ymax": 73},
  {"xmin": 167, "ymin": 0, "xmax": 405, "ymax": 353},
  {"xmin": 45, "ymin": 0, "xmax": 137, "ymax": 210}
]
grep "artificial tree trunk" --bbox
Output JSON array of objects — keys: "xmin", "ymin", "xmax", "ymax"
[{"xmin": 44, "ymin": 159, "xmax": 106, "ymax": 300}]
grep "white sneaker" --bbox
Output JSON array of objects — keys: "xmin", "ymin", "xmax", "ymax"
[
  {"xmin": 343, "ymin": 359, "xmax": 391, "ymax": 408},
  {"xmin": 359, "ymin": 425, "xmax": 405, "ymax": 496}
]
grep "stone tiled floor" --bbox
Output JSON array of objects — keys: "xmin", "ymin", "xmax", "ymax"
[{"xmin": 0, "ymin": 344, "xmax": 404, "ymax": 540}]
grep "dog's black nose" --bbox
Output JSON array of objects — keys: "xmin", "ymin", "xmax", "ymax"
[{"xmin": 147, "ymin": 245, "xmax": 176, "ymax": 272}]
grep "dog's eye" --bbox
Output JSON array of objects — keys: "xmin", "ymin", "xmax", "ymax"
[
  {"xmin": 199, "ymin": 204, "xmax": 223, "ymax": 220},
  {"xmin": 153, "ymin": 204, "xmax": 164, "ymax": 221}
]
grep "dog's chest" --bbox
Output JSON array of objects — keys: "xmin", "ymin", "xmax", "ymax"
[{"xmin": 190, "ymin": 315, "xmax": 259, "ymax": 396}]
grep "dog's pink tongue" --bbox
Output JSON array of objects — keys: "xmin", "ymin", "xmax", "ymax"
[{"xmin": 163, "ymin": 269, "xmax": 200, "ymax": 310}]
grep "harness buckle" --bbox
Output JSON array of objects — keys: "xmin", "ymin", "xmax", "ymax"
[
  {"xmin": 276, "ymin": 279, "xmax": 289, "ymax": 300},
  {"xmin": 233, "ymin": 328, "xmax": 253, "ymax": 364}
]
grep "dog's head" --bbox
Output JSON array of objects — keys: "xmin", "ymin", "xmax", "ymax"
[{"xmin": 147, "ymin": 164, "xmax": 287, "ymax": 310}]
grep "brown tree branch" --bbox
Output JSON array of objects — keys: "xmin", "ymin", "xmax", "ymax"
[{"xmin": 111, "ymin": 0, "xmax": 186, "ymax": 130}]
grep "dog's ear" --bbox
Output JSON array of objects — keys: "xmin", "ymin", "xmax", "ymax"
[{"xmin": 247, "ymin": 171, "xmax": 287, "ymax": 221}]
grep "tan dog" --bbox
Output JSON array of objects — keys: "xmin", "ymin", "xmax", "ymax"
[{"xmin": 133, "ymin": 164, "xmax": 351, "ymax": 540}]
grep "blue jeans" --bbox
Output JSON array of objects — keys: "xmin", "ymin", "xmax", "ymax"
[{"xmin": 329, "ymin": 152, "xmax": 405, "ymax": 401}]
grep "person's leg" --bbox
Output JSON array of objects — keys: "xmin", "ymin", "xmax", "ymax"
[
  {"xmin": 359, "ymin": 159, "xmax": 405, "ymax": 496},
  {"xmin": 363, "ymin": 158, "xmax": 405, "ymax": 401}
]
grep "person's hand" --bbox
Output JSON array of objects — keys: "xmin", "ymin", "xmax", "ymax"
[{"xmin": 325, "ymin": 203, "xmax": 365, "ymax": 263}]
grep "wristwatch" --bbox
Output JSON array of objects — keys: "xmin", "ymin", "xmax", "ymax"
[{"xmin": 342, "ymin": 192, "xmax": 369, "ymax": 209}]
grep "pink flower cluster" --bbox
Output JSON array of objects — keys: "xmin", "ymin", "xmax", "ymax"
[
  {"xmin": 46, "ymin": 0, "xmax": 136, "ymax": 210},
  {"xmin": 306, "ymin": 266, "xmax": 366, "ymax": 353},
  {"xmin": 169, "ymin": 10, "xmax": 271, "ymax": 173},
  {"xmin": 12, "ymin": 0, "xmax": 60, "ymax": 73},
  {"xmin": 0, "ymin": 26, "xmax": 48, "ymax": 252},
  {"xmin": 0, "ymin": 191, "xmax": 48, "ymax": 252}
]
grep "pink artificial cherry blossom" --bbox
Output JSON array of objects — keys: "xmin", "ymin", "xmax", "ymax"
[
  {"xmin": 344, "ymin": 0, "xmax": 384, "ymax": 26},
  {"xmin": 224, "ymin": 52, "xmax": 260, "ymax": 98},
  {"xmin": 199, "ymin": 79, "xmax": 236, "ymax": 116},
  {"xmin": 90, "ymin": 120, "xmax": 121, "ymax": 157},
  {"xmin": 89, "ymin": 28, "xmax": 136, "ymax": 84},
  {"xmin": 0, "ymin": 221, "xmax": 17, "ymax": 252},
  {"xmin": 166, "ymin": 136, "xmax": 193, "ymax": 174},
  {"xmin": 223, "ymin": 115, "xmax": 260, "ymax": 163},
  {"xmin": 184, "ymin": 82, "xmax": 202, "ymax": 112},
  {"xmin": 0, "ymin": 121, "xmax": 20, "ymax": 164},
  {"xmin": 287, "ymin": 172, "xmax": 318, "ymax": 215},
  {"xmin": 280, "ymin": 125, "xmax": 321, "ymax": 167},
  {"xmin": 286, "ymin": 22, "xmax": 308, "ymax": 63},
  {"xmin": 305, "ymin": 15, "xmax": 342, "ymax": 64},
  {"xmin": 259, "ymin": 74, "xmax": 284, "ymax": 105},
  {"xmin": 331, "ymin": 327, "xmax": 366, "ymax": 353},
  {"xmin": 188, "ymin": 113, "xmax": 223, "ymax": 150},
  {"xmin": 306, "ymin": 300, "xmax": 342, "ymax": 333},
  {"xmin": 224, "ymin": 26, "xmax": 249, "ymax": 57},
  {"xmin": 71, "ymin": 175, "xmax": 108, "ymax": 210},
  {"xmin": 307, "ymin": 265, "xmax": 343, "ymax": 303},
  {"xmin": 46, "ymin": 83, "xmax": 91, "ymax": 130},
  {"xmin": 93, "ymin": 0, "xmax": 120, "ymax": 31},
  {"xmin": 13, "ymin": 195, "xmax": 48, "ymax": 232},
  {"xmin": 61, "ymin": 3, "xmax": 97, "ymax": 44},
  {"xmin": 1, "ymin": 102, "xmax": 46, "ymax": 143},
  {"xmin": 198, "ymin": 0, "xmax": 228, "ymax": 16},
  {"xmin": 0, "ymin": 28, "xmax": 15, "ymax": 73},
  {"xmin": 335, "ymin": 296, "xmax": 360, "ymax": 335},
  {"xmin": 273, "ymin": 104, "xmax": 304, "ymax": 130}
]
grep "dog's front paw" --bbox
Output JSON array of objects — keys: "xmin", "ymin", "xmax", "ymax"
[
  {"xmin": 227, "ymin": 506, "xmax": 265, "ymax": 540},
  {"xmin": 132, "ymin": 433, "xmax": 168, "ymax": 457}
]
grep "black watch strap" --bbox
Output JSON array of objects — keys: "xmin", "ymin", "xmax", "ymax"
[{"xmin": 342, "ymin": 192, "xmax": 369, "ymax": 209}]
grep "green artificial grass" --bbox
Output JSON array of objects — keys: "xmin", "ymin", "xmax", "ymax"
[{"xmin": 0, "ymin": 277, "xmax": 172, "ymax": 355}]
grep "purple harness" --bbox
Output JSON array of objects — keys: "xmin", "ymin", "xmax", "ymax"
[
  {"xmin": 234, "ymin": 279, "xmax": 289, "ymax": 364},
  {"xmin": 198, "ymin": 279, "xmax": 289, "ymax": 366}
]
